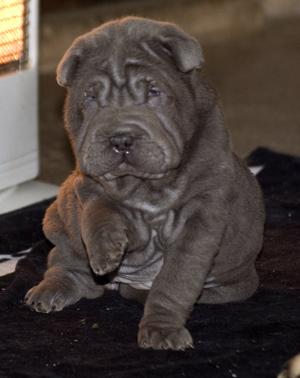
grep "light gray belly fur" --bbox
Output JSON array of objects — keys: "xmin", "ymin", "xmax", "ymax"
[{"xmin": 110, "ymin": 206, "xmax": 219, "ymax": 291}]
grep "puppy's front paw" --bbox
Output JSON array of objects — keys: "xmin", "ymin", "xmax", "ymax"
[
  {"xmin": 138, "ymin": 325, "xmax": 194, "ymax": 351},
  {"xmin": 25, "ymin": 280, "xmax": 78, "ymax": 313},
  {"xmin": 87, "ymin": 226, "xmax": 128, "ymax": 276}
]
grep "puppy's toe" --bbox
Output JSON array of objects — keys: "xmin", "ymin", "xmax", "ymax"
[
  {"xmin": 25, "ymin": 283, "xmax": 68, "ymax": 313},
  {"xmin": 89, "ymin": 257, "xmax": 121, "ymax": 276},
  {"xmin": 138, "ymin": 325, "xmax": 194, "ymax": 351}
]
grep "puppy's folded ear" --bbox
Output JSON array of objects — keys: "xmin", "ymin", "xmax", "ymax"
[
  {"xmin": 158, "ymin": 26, "xmax": 204, "ymax": 72},
  {"xmin": 56, "ymin": 38, "xmax": 83, "ymax": 87}
]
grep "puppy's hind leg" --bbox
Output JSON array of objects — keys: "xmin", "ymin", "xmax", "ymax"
[
  {"xmin": 25, "ymin": 247, "xmax": 104, "ymax": 313},
  {"xmin": 198, "ymin": 269, "xmax": 259, "ymax": 304}
]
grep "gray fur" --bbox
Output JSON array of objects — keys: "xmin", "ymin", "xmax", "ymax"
[{"xmin": 25, "ymin": 17, "xmax": 265, "ymax": 351}]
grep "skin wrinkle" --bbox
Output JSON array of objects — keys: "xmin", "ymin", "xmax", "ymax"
[
  {"xmin": 97, "ymin": 74, "xmax": 111, "ymax": 106},
  {"xmin": 80, "ymin": 59, "xmax": 185, "ymax": 161},
  {"xmin": 80, "ymin": 99, "xmax": 178, "ymax": 177},
  {"xmin": 26, "ymin": 17, "xmax": 265, "ymax": 351}
]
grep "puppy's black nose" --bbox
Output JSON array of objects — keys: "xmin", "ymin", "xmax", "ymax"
[{"xmin": 110, "ymin": 134, "xmax": 133, "ymax": 153}]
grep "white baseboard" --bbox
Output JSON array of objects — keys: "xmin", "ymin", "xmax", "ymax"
[
  {"xmin": 0, "ymin": 151, "xmax": 39, "ymax": 191},
  {"xmin": 0, "ymin": 180, "xmax": 58, "ymax": 215}
]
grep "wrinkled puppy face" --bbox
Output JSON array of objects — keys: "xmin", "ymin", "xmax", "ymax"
[{"xmin": 57, "ymin": 17, "xmax": 204, "ymax": 180}]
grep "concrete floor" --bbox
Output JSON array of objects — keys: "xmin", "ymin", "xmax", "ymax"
[{"xmin": 38, "ymin": 2, "xmax": 300, "ymax": 185}]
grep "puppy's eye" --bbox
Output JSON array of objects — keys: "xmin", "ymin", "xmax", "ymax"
[{"xmin": 148, "ymin": 85, "xmax": 161, "ymax": 97}]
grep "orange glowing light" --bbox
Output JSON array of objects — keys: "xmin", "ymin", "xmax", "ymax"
[{"xmin": 0, "ymin": 0, "xmax": 26, "ymax": 66}]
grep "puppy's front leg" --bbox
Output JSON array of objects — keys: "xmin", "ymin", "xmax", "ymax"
[
  {"xmin": 138, "ymin": 207, "xmax": 226, "ymax": 351},
  {"xmin": 81, "ymin": 199, "xmax": 129, "ymax": 276}
]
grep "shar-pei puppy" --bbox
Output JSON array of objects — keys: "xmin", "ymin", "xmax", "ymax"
[{"xmin": 25, "ymin": 17, "xmax": 265, "ymax": 350}]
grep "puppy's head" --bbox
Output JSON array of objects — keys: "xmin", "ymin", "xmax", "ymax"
[{"xmin": 58, "ymin": 17, "xmax": 207, "ymax": 180}]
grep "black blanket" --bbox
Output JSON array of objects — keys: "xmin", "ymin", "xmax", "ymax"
[{"xmin": 0, "ymin": 148, "xmax": 299, "ymax": 378}]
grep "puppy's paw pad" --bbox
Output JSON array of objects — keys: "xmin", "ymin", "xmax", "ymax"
[
  {"xmin": 138, "ymin": 326, "xmax": 194, "ymax": 351},
  {"xmin": 110, "ymin": 229, "xmax": 128, "ymax": 250},
  {"xmin": 89, "ymin": 257, "xmax": 121, "ymax": 276},
  {"xmin": 100, "ymin": 228, "xmax": 128, "ymax": 256},
  {"xmin": 88, "ymin": 228, "xmax": 128, "ymax": 276}
]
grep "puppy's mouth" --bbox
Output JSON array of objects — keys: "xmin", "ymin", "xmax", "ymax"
[
  {"xmin": 103, "ymin": 162, "xmax": 166, "ymax": 181},
  {"xmin": 101, "ymin": 138, "xmax": 171, "ymax": 180},
  {"xmin": 80, "ymin": 127, "xmax": 180, "ymax": 180}
]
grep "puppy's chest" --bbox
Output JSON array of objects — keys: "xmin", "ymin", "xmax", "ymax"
[{"xmin": 112, "ymin": 208, "xmax": 181, "ymax": 290}]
